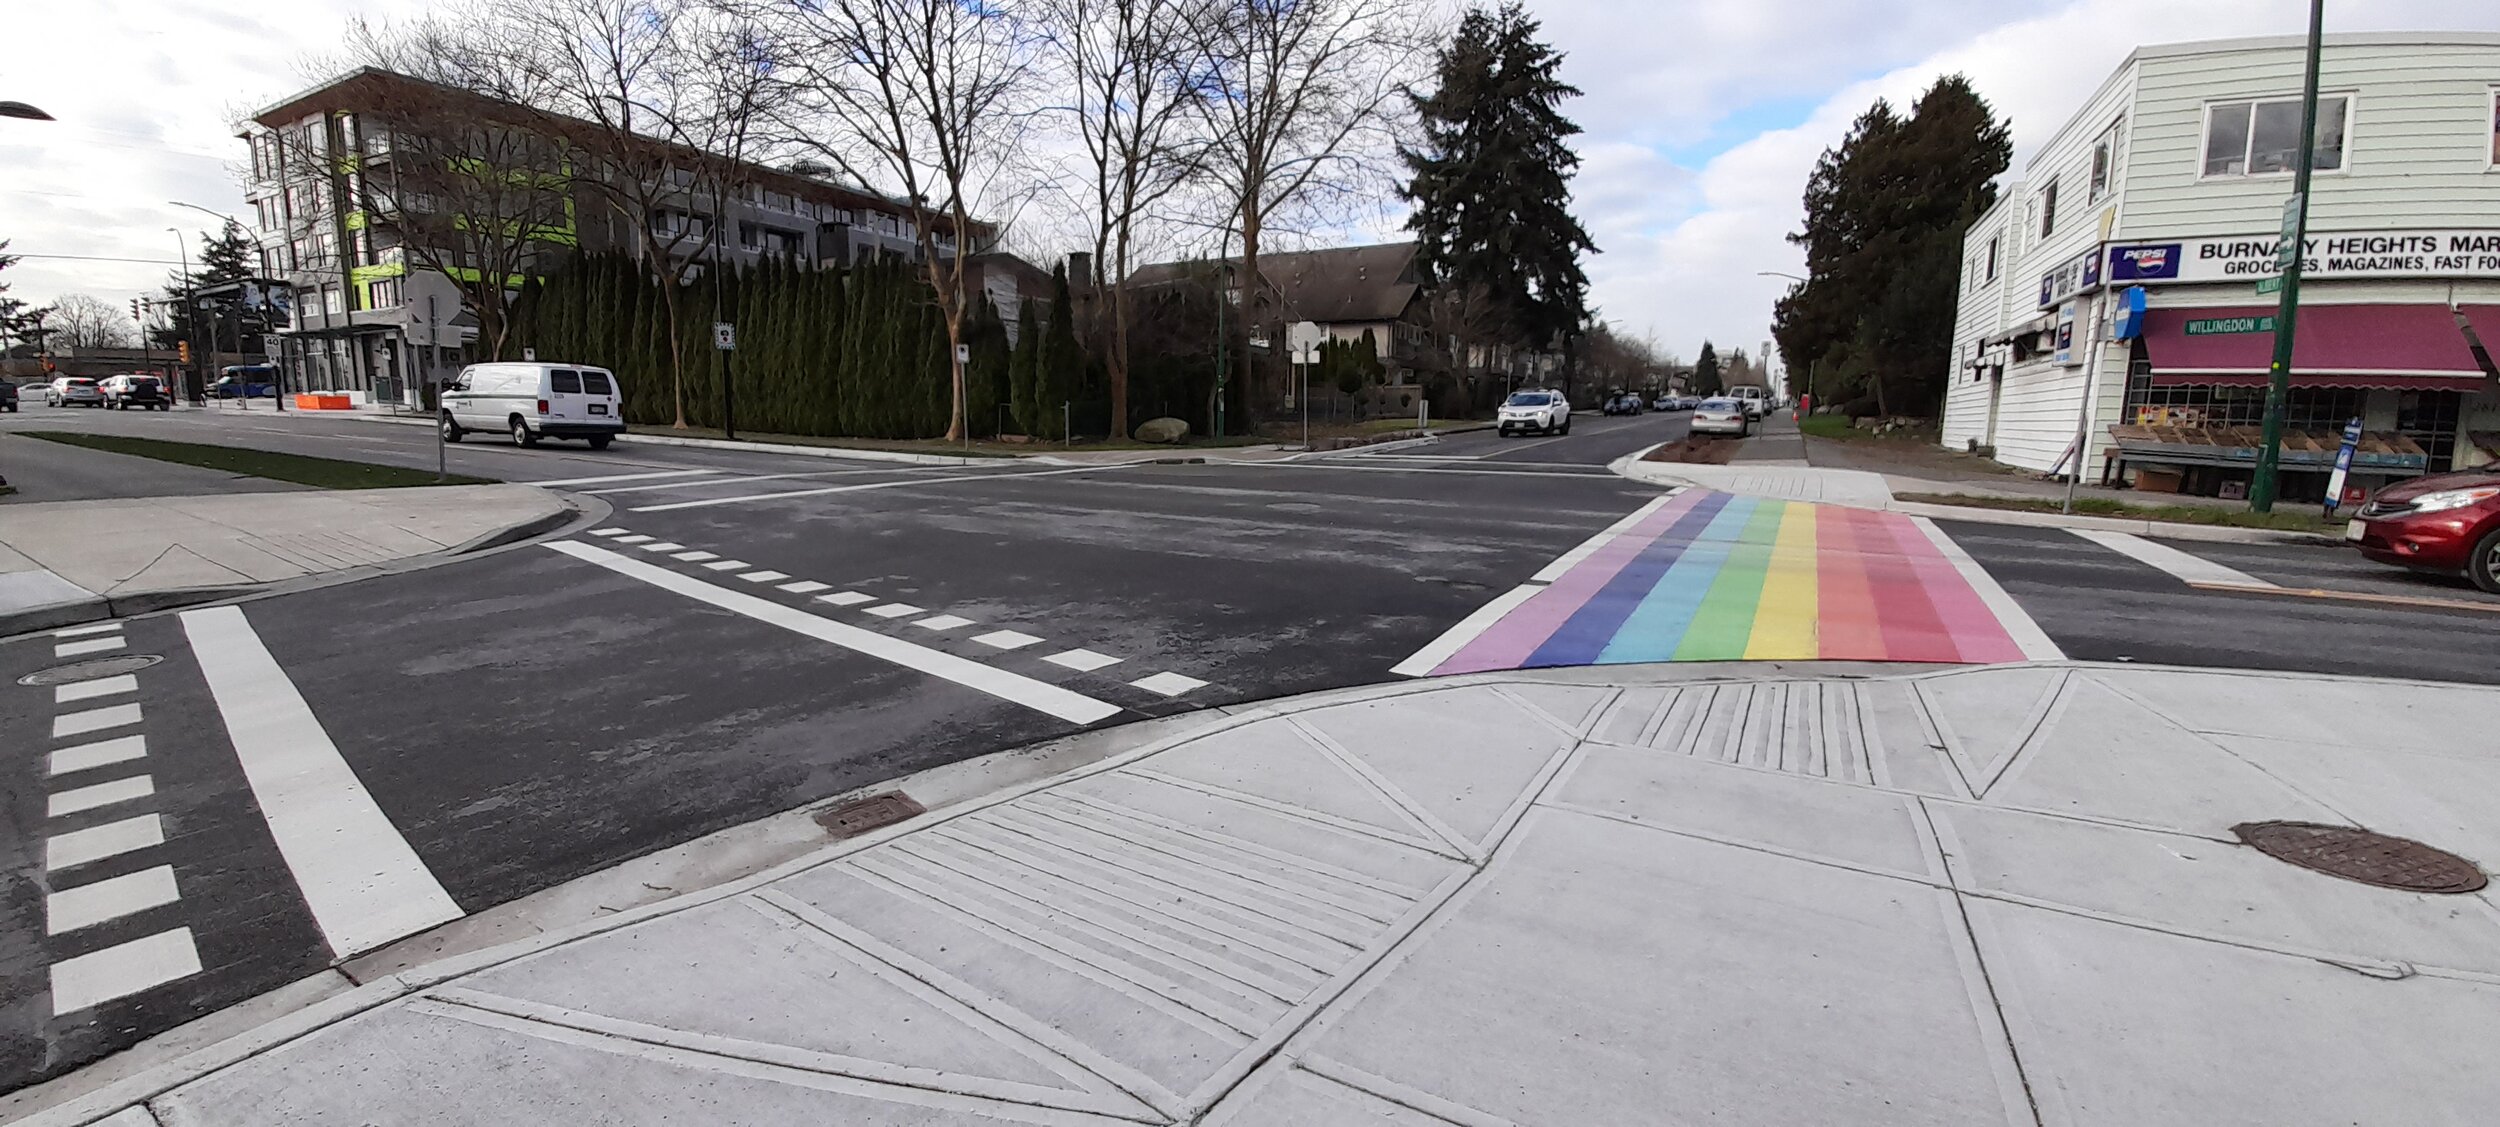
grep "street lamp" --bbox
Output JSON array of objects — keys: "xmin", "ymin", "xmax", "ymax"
[
  {"xmin": 1757, "ymin": 271, "xmax": 1806, "ymax": 283},
  {"xmin": 0, "ymin": 101, "xmax": 54, "ymax": 121}
]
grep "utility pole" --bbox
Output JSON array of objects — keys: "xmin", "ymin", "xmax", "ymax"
[
  {"xmin": 2250, "ymin": 0, "xmax": 2325, "ymax": 513},
  {"xmin": 430, "ymin": 296, "xmax": 446, "ymax": 483},
  {"xmin": 168, "ymin": 228, "xmax": 196, "ymax": 403}
]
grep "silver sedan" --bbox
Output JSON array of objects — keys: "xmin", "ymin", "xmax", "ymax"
[{"xmin": 1689, "ymin": 397, "xmax": 1752, "ymax": 437}]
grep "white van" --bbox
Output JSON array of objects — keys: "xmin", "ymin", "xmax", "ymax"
[
  {"xmin": 1728, "ymin": 385, "xmax": 1769, "ymax": 420},
  {"xmin": 441, "ymin": 362, "xmax": 625, "ymax": 449}
]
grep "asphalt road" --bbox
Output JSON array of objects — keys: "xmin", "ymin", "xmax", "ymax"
[{"xmin": 6, "ymin": 400, "xmax": 2499, "ymax": 1095}]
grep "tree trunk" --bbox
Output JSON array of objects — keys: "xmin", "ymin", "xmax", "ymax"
[
  {"xmin": 1108, "ymin": 222, "xmax": 1131, "ymax": 442},
  {"xmin": 944, "ymin": 308, "xmax": 967, "ymax": 443},
  {"xmin": 1239, "ymin": 199, "xmax": 1262, "ymax": 418}
]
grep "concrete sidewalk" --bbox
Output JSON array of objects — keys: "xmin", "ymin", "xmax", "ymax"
[
  {"xmin": 30, "ymin": 661, "xmax": 2500, "ymax": 1125},
  {"xmin": 0, "ymin": 485, "xmax": 574, "ymax": 634}
]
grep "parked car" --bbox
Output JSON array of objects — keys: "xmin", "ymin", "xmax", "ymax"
[
  {"xmin": 0, "ymin": 380, "xmax": 17, "ymax": 413},
  {"xmin": 2347, "ymin": 469, "xmax": 2500, "ymax": 592},
  {"xmin": 1495, "ymin": 390, "xmax": 1570, "ymax": 437},
  {"xmin": 1601, "ymin": 393, "xmax": 1645, "ymax": 416},
  {"xmin": 100, "ymin": 374, "xmax": 170, "ymax": 411},
  {"xmin": 441, "ymin": 361, "xmax": 626, "ymax": 449},
  {"xmin": 213, "ymin": 365, "xmax": 278, "ymax": 398},
  {"xmin": 1652, "ymin": 394, "xmax": 1684, "ymax": 412},
  {"xmin": 45, "ymin": 377, "xmax": 104, "ymax": 407},
  {"xmin": 1689, "ymin": 397, "xmax": 1752, "ymax": 437}
]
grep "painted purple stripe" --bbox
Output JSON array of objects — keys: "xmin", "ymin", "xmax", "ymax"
[
  {"xmin": 1436, "ymin": 490, "xmax": 1707, "ymax": 674},
  {"xmin": 1525, "ymin": 491, "xmax": 1733, "ymax": 667}
]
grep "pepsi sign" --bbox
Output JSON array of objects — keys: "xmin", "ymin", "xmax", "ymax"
[{"xmin": 2109, "ymin": 243, "xmax": 2183, "ymax": 281}]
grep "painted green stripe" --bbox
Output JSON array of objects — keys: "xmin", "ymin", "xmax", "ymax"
[{"xmin": 1671, "ymin": 500, "xmax": 1786, "ymax": 661}]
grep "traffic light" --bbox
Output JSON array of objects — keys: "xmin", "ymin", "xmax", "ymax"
[
  {"xmin": 130, "ymin": 299, "xmax": 141, "ymax": 323},
  {"xmin": 178, "ymin": 340, "xmax": 191, "ymax": 364}
]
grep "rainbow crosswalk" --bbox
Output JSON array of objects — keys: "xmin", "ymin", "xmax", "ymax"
[{"xmin": 1423, "ymin": 489, "xmax": 2053, "ymax": 674}]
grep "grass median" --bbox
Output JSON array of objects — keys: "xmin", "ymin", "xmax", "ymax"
[
  {"xmin": 22, "ymin": 432, "xmax": 495, "ymax": 489},
  {"xmin": 1893, "ymin": 490, "xmax": 2340, "ymax": 533}
]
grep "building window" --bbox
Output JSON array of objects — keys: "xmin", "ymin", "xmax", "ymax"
[
  {"xmin": 2489, "ymin": 88, "xmax": 2500, "ymax": 167},
  {"xmin": 368, "ymin": 277, "xmax": 404, "ymax": 309},
  {"xmin": 322, "ymin": 284, "xmax": 343, "ymax": 316},
  {"xmin": 2202, "ymin": 94, "xmax": 2349, "ymax": 177},
  {"xmin": 2037, "ymin": 180, "xmax": 2058, "ymax": 239},
  {"xmin": 2089, "ymin": 117, "xmax": 2123, "ymax": 203},
  {"xmin": 1985, "ymin": 235, "xmax": 2000, "ymax": 282}
]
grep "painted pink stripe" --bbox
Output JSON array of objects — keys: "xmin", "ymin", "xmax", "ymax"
[
  {"xmin": 1878, "ymin": 512, "xmax": 2025, "ymax": 663},
  {"xmin": 1435, "ymin": 490, "xmax": 1707, "ymax": 674}
]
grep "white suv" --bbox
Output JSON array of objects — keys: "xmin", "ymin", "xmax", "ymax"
[{"xmin": 1496, "ymin": 390, "xmax": 1570, "ymax": 437}]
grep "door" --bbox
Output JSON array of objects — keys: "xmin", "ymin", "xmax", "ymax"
[
  {"xmin": 545, "ymin": 368, "xmax": 583, "ymax": 428},
  {"xmin": 579, "ymin": 369, "xmax": 620, "ymax": 425}
]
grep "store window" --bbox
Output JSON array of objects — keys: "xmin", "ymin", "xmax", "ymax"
[
  {"xmin": 2037, "ymin": 179, "xmax": 2058, "ymax": 239},
  {"xmin": 2399, "ymin": 390, "xmax": 2461, "ymax": 469},
  {"xmin": 2202, "ymin": 94, "xmax": 2349, "ymax": 177},
  {"xmin": 2089, "ymin": 117, "xmax": 2123, "ymax": 202}
]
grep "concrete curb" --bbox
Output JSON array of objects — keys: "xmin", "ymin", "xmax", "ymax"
[
  {"xmin": 22, "ymin": 654, "xmax": 2480, "ymax": 1127},
  {"xmin": 0, "ymin": 490, "xmax": 598, "ymax": 642},
  {"xmin": 1606, "ymin": 448, "xmax": 2335, "ymax": 546}
]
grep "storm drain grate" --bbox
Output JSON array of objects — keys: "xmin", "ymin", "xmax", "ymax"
[
  {"xmin": 2232, "ymin": 821, "xmax": 2488, "ymax": 894},
  {"xmin": 18, "ymin": 655, "xmax": 165, "ymax": 687},
  {"xmin": 815, "ymin": 791, "xmax": 926, "ymax": 840}
]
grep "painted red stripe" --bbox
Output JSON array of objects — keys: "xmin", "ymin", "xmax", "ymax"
[
  {"xmin": 1894, "ymin": 517, "xmax": 2027, "ymax": 663},
  {"xmin": 1815, "ymin": 504, "xmax": 1889, "ymax": 660},
  {"xmin": 1857, "ymin": 509, "xmax": 1960, "ymax": 663}
]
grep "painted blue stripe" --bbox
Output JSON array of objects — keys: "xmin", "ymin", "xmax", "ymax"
[
  {"xmin": 1524, "ymin": 492, "xmax": 1733, "ymax": 668},
  {"xmin": 1595, "ymin": 496, "xmax": 1763, "ymax": 664}
]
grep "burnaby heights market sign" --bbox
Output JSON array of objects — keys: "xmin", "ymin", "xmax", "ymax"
[{"xmin": 2108, "ymin": 230, "xmax": 2500, "ymax": 285}]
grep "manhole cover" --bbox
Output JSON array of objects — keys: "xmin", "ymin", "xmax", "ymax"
[
  {"xmin": 2232, "ymin": 821, "xmax": 2487, "ymax": 893},
  {"xmin": 815, "ymin": 791, "xmax": 925, "ymax": 840},
  {"xmin": 18, "ymin": 655, "xmax": 166, "ymax": 687}
]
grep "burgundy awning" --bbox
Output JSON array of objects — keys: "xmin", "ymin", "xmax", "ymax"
[{"xmin": 2143, "ymin": 303, "xmax": 2491, "ymax": 390}]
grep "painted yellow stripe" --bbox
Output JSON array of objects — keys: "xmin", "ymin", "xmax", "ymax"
[{"xmin": 1744, "ymin": 501, "xmax": 1822, "ymax": 659}]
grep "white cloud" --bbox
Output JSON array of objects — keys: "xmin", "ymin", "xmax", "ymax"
[{"xmin": 1571, "ymin": 0, "xmax": 2500, "ymax": 373}]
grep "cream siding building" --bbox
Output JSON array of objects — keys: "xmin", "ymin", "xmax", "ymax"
[{"xmin": 1944, "ymin": 33, "xmax": 2500, "ymax": 497}]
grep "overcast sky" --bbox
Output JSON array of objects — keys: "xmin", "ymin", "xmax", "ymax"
[{"xmin": 4, "ymin": 0, "xmax": 2496, "ymax": 370}]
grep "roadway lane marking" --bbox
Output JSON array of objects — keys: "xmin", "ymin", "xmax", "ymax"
[
  {"xmin": 47, "ymin": 865, "xmax": 180, "ymax": 934},
  {"xmin": 2067, "ymin": 529, "xmax": 2279, "ymax": 589},
  {"xmin": 1534, "ymin": 495, "xmax": 1679, "ymax": 582},
  {"xmin": 529, "ymin": 469, "xmax": 722, "ymax": 488},
  {"xmin": 1912, "ymin": 518, "xmax": 2066, "ymax": 661},
  {"xmin": 56, "ymin": 637, "xmax": 127, "ymax": 658},
  {"xmin": 49, "ymin": 776, "xmax": 153, "ymax": 817},
  {"xmin": 778, "ymin": 580, "xmax": 832, "ymax": 594},
  {"xmin": 1131, "ymin": 672, "xmax": 1208, "ymax": 697},
  {"xmin": 47, "ymin": 814, "xmax": 164, "ymax": 871},
  {"xmin": 703, "ymin": 559, "xmax": 752, "ymax": 571},
  {"xmin": 180, "ymin": 606, "xmax": 464, "ymax": 958},
  {"xmin": 866, "ymin": 603, "xmax": 925, "ymax": 618},
  {"xmin": 639, "ymin": 542, "xmax": 686, "ymax": 553},
  {"xmin": 628, "ymin": 464, "xmax": 1127, "ymax": 512},
  {"xmin": 54, "ymin": 703, "xmax": 142, "ymax": 739},
  {"xmin": 51, "ymin": 929, "xmax": 201, "ymax": 1015},
  {"xmin": 915, "ymin": 614, "xmax": 974, "ymax": 631},
  {"xmin": 54, "ymin": 623, "xmax": 123, "ymax": 639},
  {"xmin": 611, "ymin": 534, "xmax": 655, "ymax": 545},
  {"xmin": 739, "ymin": 570, "xmax": 791, "ymax": 583},
  {"xmin": 579, "ymin": 467, "xmax": 957, "ymax": 495},
  {"xmin": 1045, "ymin": 648, "xmax": 1122, "ymax": 672},
  {"xmin": 1390, "ymin": 583, "xmax": 1544, "ymax": 677},
  {"xmin": 56, "ymin": 675, "xmax": 137, "ymax": 703},
  {"xmin": 589, "ymin": 528, "xmax": 632, "ymax": 537},
  {"xmin": 974, "ymin": 630, "xmax": 1044, "ymax": 651},
  {"xmin": 1278, "ymin": 464, "xmax": 1617, "ymax": 480},
  {"xmin": 673, "ymin": 551, "xmax": 719, "ymax": 562},
  {"xmin": 817, "ymin": 591, "xmax": 877, "ymax": 607},
  {"xmin": 50, "ymin": 735, "xmax": 148, "ymax": 776},
  {"xmin": 546, "ymin": 542, "xmax": 1122, "ymax": 725}
]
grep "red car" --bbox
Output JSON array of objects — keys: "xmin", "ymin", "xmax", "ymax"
[{"xmin": 2348, "ymin": 468, "xmax": 2500, "ymax": 591}]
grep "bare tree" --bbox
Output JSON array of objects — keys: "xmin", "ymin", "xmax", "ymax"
[
  {"xmin": 760, "ymin": 0, "xmax": 1034, "ymax": 442},
  {"xmin": 1037, "ymin": 0, "xmax": 1208, "ymax": 438},
  {"xmin": 284, "ymin": 18, "xmax": 577, "ymax": 362},
  {"xmin": 47, "ymin": 293, "xmax": 133, "ymax": 350},
  {"xmin": 1190, "ymin": 0, "xmax": 1430, "ymax": 410},
  {"xmin": 500, "ymin": 0, "xmax": 777, "ymax": 428}
]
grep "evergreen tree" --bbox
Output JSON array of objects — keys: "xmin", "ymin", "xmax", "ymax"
[
  {"xmin": 1401, "ymin": 2, "xmax": 1595, "ymax": 353},
  {"xmin": 0, "ymin": 241, "xmax": 50, "ymax": 349},
  {"xmin": 1692, "ymin": 342, "xmax": 1721, "ymax": 397},
  {"xmin": 1772, "ymin": 75, "xmax": 2009, "ymax": 415},
  {"xmin": 1039, "ymin": 263, "xmax": 1081, "ymax": 439},
  {"xmin": 1010, "ymin": 299, "xmax": 1041, "ymax": 436}
]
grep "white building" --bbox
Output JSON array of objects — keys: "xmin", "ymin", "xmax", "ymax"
[{"xmin": 1943, "ymin": 32, "xmax": 2500, "ymax": 500}]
